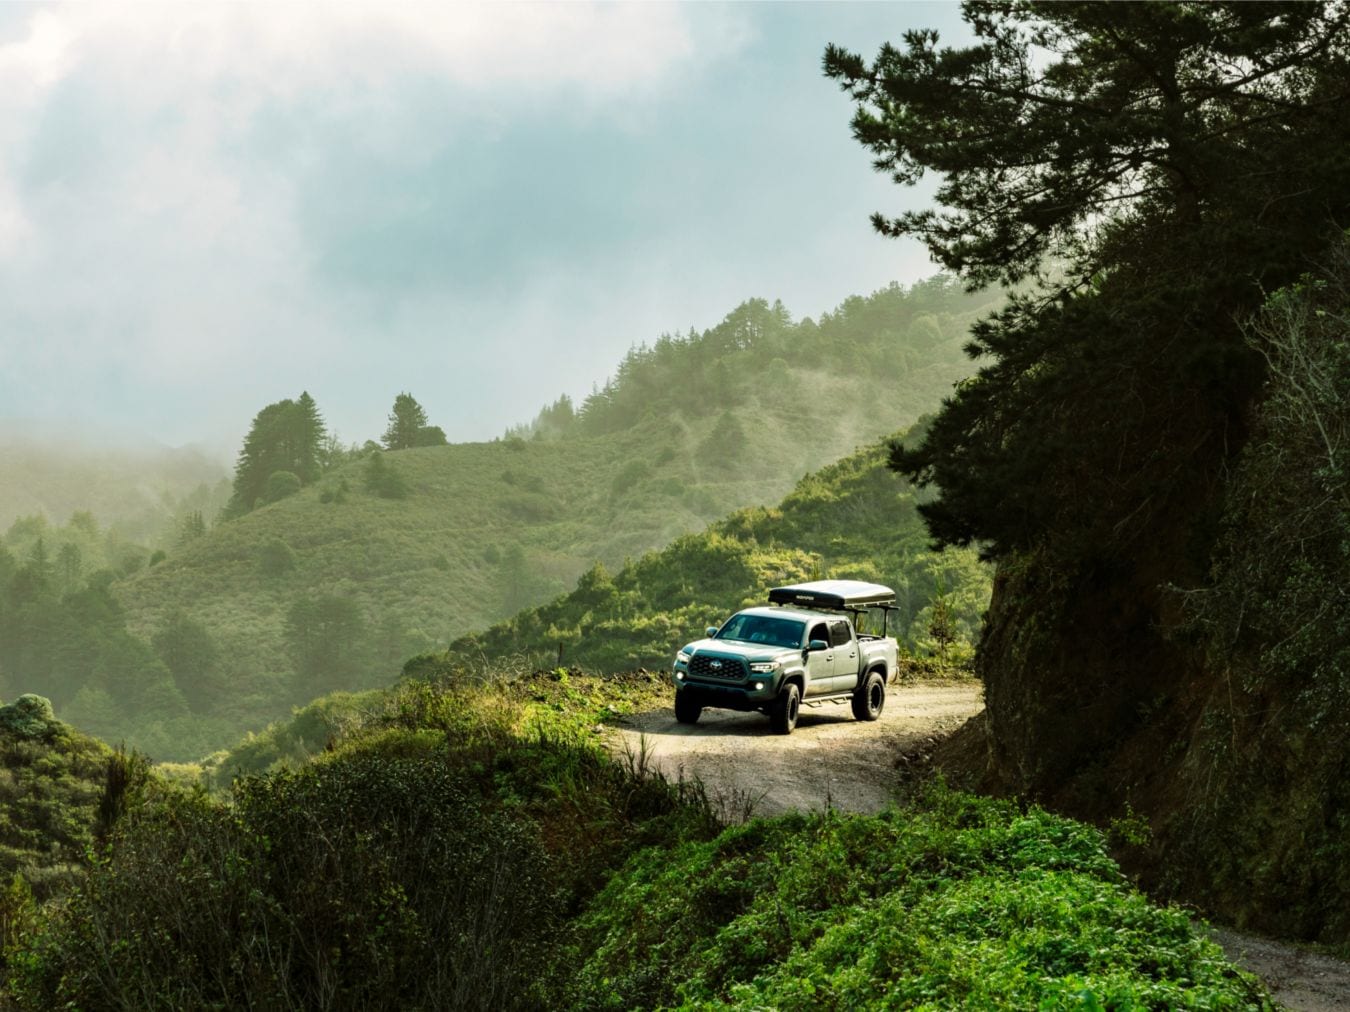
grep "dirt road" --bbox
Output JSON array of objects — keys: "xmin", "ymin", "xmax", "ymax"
[
  {"xmin": 613, "ymin": 680, "xmax": 981, "ymax": 817},
  {"xmin": 610, "ymin": 679, "xmax": 1350, "ymax": 1012}
]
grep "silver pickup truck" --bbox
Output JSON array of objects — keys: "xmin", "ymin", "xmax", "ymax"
[{"xmin": 671, "ymin": 580, "xmax": 899, "ymax": 734}]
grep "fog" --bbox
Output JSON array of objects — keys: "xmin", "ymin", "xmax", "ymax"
[{"xmin": 0, "ymin": 2, "xmax": 967, "ymax": 454}]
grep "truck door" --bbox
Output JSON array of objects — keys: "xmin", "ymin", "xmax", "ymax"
[
  {"xmin": 804, "ymin": 621, "xmax": 832, "ymax": 696},
  {"xmin": 827, "ymin": 618, "xmax": 858, "ymax": 691}
]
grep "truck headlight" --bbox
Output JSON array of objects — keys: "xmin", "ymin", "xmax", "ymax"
[
  {"xmin": 749, "ymin": 661, "xmax": 778, "ymax": 674},
  {"xmin": 675, "ymin": 651, "xmax": 691, "ymax": 666}
]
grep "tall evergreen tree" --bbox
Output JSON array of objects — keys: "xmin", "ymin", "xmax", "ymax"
[
  {"xmin": 382, "ymin": 393, "xmax": 430, "ymax": 450},
  {"xmin": 825, "ymin": 2, "xmax": 1350, "ymax": 555},
  {"xmin": 225, "ymin": 394, "xmax": 329, "ymax": 518}
]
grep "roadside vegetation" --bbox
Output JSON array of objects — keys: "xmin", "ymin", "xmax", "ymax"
[
  {"xmin": 2, "ymin": 672, "xmax": 1269, "ymax": 1009},
  {"xmin": 439, "ymin": 430, "xmax": 990, "ymax": 678}
]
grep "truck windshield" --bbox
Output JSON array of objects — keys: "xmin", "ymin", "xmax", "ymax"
[{"xmin": 715, "ymin": 614, "xmax": 805, "ymax": 649}]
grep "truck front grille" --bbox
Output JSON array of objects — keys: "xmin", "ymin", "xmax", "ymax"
[{"xmin": 689, "ymin": 654, "xmax": 746, "ymax": 681}]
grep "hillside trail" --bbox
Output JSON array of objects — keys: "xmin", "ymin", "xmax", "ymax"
[{"xmin": 610, "ymin": 680, "xmax": 1350, "ymax": 1012}]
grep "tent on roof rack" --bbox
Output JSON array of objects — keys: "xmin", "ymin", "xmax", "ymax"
[{"xmin": 767, "ymin": 580, "xmax": 896, "ymax": 611}]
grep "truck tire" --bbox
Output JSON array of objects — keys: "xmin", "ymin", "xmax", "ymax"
[
  {"xmin": 851, "ymin": 670, "xmax": 885, "ymax": 721},
  {"xmin": 674, "ymin": 690, "xmax": 702, "ymax": 725},
  {"xmin": 770, "ymin": 681, "xmax": 800, "ymax": 734}
]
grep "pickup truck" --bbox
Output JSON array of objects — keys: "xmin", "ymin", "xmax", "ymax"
[{"xmin": 671, "ymin": 580, "xmax": 899, "ymax": 734}]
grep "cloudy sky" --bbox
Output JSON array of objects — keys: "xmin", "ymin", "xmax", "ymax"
[{"xmin": 0, "ymin": 2, "xmax": 968, "ymax": 456}]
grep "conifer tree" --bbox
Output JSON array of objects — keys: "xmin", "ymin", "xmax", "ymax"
[
  {"xmin": 382, "ymin": 393, "xmax": 431, "ymax": 450},
  {"xmin": 225, "ymin": 394, "xmax": 329, "ymax": 518},
  {"xmin": 825, "ymin": 2, "xmax": 1350, "ymax": 555}
]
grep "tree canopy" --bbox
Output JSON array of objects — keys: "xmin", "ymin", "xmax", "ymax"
[
  {"xmin": 382, "ymin": 393, "xmax": 432, "ymax": 451},
  {"xmin": 225, "ymin": 393, "xmax": 327, "ymax": 518},
  {"xmin": 826, "ymin": 2, "xmax": 1350, "ymax": 557}
]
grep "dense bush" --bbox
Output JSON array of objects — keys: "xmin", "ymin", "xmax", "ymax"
[
  {"xmin": 573, "ymin": 786, "xmax": 1270, "ymax": 1010},
  {"xmin": 10, "ymin": 751, "xmax": 566, "ymax": 1010}
]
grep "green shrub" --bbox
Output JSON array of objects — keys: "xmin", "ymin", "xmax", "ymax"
[
  {"xmin": 257, "ymin": 536, "xmax": 296, "ymax": 577},
  {"xmin": 572, "ymin": 786, "xmax": 1270, "ymax": 1010},
  {"xmin": 264, "ymin": 470, "xmax": 302, "ymax": 504},
  {"xmin": 11, "ymin": 752, "xmax": 566, "ymax": 1011}
]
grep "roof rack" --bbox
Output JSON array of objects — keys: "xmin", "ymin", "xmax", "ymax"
[{"xmin": 767, "ymin": 580, "xmax": 896, "ymax": 611}]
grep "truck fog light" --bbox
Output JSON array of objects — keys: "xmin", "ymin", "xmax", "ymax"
[
  {"xmin": 675, "ymin": 672, "xmax": 684, "ymax": 681},
  {"xmin": 754, "ymin": 681, "xmax": 764, "ymax": 691}
]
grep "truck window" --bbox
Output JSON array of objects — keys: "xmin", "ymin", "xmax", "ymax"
[
  {"xmin": 828, "ymin": 619, "xmax": 852, "ymax": 647},
  {"xmin": 809, "ymin": 622, "xmax": 828, "ymax": 646}
]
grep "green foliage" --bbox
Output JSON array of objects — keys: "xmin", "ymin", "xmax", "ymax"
[
  {"xmin": 0, "ymin": 874, "xmax": 38, "ymax": 971},
  {"xmin": 0, "ymin": 697, "xmax": 55, "ymax": 741},
  {"xmin": 363, "ymin": 450, "xmax": 410, "ymax": 499},
  {"xmin": 4, "ymin": 675, "xmax": 1267, "ymax": 1008},
  {"xmin": 256, "ymin": 535, "xmax": 296, "ymax": 577},
  {"xmin": 1166, "ymin": 246, "xmax": 1350, "ymax": 944},
  {"xmin": 443, "ymin": 433, "xmax": 990, "ymax": 676},
  {"xmin": 825, "ymin": 2, "xmax": 1350, "ymax": 949},
  {"xmin": 11, "ymin": 753, "xmax": 566, "ymax": 1011},
  {"xmin": 263, "ymin": 469, "xmax": 301, "ymax": 503},
  {"xmin": 382, "ymin": 392, "xmax": 432, "ymax": 450},
  {"xmin": 0, "ymin": 445, "xmax": 228, "ymax": 551},
  {"xmin": 97, "ymin": 277, "xmax": 1000, "ymax": 759},
  {"xmin": 829, "ymin": 4, "xmax": 1350, "ymax": 558},
  {"xmin": 152, "ymin": 611, "xmax": 221, "ymax": 714},
  {"xmin": 413, "ymin": 424, "xmax": 447, "ymax": 447},
  {"xmin": 225, "ymin": 392, "xmax": 327, "ymax": 518},
  {"xmin": 574, "ymin": 784, "xmax": 1266, "ymax": 1009},
  {"xmin": 285, "ymin": 594, "xmax": 368, "ymax": 701},
  {"xmin": 0, "ymin": 703, "xmax": 110, "ymax": 903}
]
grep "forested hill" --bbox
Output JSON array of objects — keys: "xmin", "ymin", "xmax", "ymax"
[
  {"xmin": 433, "ymin": 429, "xmax": 990, "ymax": 679},
  {"xmin": 0, "ymin": 277, "xmax": 1001, "ymax": 760},
  {"xmin": 512, "ymin": 276, "xmax": 988, "ymax": 441},
  {"xmin": 0, "ymin": 433, "xmax": 229, "ymax": 546}
]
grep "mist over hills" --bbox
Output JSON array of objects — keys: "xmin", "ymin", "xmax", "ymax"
[
  {"xmin": 0, "ymin": 433, "xmax": 229, "ymax": 546},
  {"xmin": 2, "ymin": 277, "xmax": 1001, "ymax": 760}
]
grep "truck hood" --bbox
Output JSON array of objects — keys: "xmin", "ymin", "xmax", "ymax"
[{"xmin": 681, "ymin": 639, "xmax": 799, "ymax": 664}]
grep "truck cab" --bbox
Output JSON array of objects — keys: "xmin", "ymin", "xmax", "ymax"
[{"xmin": 671, "ymin": 580, "xmax": 899, "ymax": 734}]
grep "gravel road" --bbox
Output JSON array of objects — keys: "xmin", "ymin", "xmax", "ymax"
[{"xmin": 614, "ymin": 680, "xmax": 981, "ymax": 817}]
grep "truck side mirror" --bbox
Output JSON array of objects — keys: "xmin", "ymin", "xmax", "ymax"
[
  {"xmin": 706, "ymin": 626, "xmax": 719, "ymax": 638},
  {"xmin": 807, "ymin": 639, "xmax": 828, "ymax": 652}
]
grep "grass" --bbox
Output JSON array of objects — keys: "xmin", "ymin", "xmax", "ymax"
[
  {"xmin": 434, "ymin": 434, "xmax": 992, "ymax": 678},
  {"xmin": 3, "ymin": 671, "xmax": 1272, "ymax": 1009}
]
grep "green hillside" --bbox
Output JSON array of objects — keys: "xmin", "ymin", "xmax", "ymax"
[
  {"xmin": 436, "ymin": 428, "xmax": 990, "ymax": 679},
  {"xmin": 3, "ymin": 673, "xmax": 1265, "ymax": 1008},
  {"xmin": 5, "ymin": 278, "xmax": 1000, "ymax": 761}
]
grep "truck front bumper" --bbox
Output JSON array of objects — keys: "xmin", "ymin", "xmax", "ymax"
[{"xmin": 672, "ymin": 670, "xmax": 778, "ymax": 711}]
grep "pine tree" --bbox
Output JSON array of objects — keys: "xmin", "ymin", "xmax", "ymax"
[
  {"xmin": 382, "ymin": 393, "xmax": 430, "ymax": 451},
  {"xmin": 295, "ymin": 391, "xmax": 326, "ymax": 483},
  {"xmin": 825, "ymin": 3, "xmax": 1350, "ymax": 556},
  {"xmin": 225, "ymin": 394, "xmax": 329, "ymax": 518}
]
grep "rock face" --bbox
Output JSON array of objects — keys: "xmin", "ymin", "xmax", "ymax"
[{"xmin": 0, "ymin": 694, "xmax": 57, "ymax": 740}]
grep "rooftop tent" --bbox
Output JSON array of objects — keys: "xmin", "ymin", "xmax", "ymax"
[{"xmin": 767, "ymin": 580, "xmax": 896, "ymax": 611}]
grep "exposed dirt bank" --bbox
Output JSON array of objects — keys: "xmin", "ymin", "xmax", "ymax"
[{"xmin": 609, "ymin": 679, "xmax": 1350, "ymax": 1011}]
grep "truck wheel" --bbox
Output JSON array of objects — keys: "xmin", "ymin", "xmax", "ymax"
[
  {"xmin": 674, "ymin": 690, "xmax": 702, "ymax": 725},
  {"xmin": 770, "ymin": 682, "xmax": 800, "ymax": 735},
  {"xmin": 851, "ymin": 671, "xmax": 885, "ymax": 722}
]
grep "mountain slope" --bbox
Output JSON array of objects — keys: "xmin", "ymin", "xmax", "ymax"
[
  {"xmin": 432, "ymin": 428, "xmax": 990, "ymax": 679},
  {"xmin": 77, "ymin": 279, "xmax": 1000, "ymax": 758}
]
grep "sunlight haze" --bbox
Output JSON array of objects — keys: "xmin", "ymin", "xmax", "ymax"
[{"xmin": 0, "ymin": 2, "xmax": 966, "ymax": 456}]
